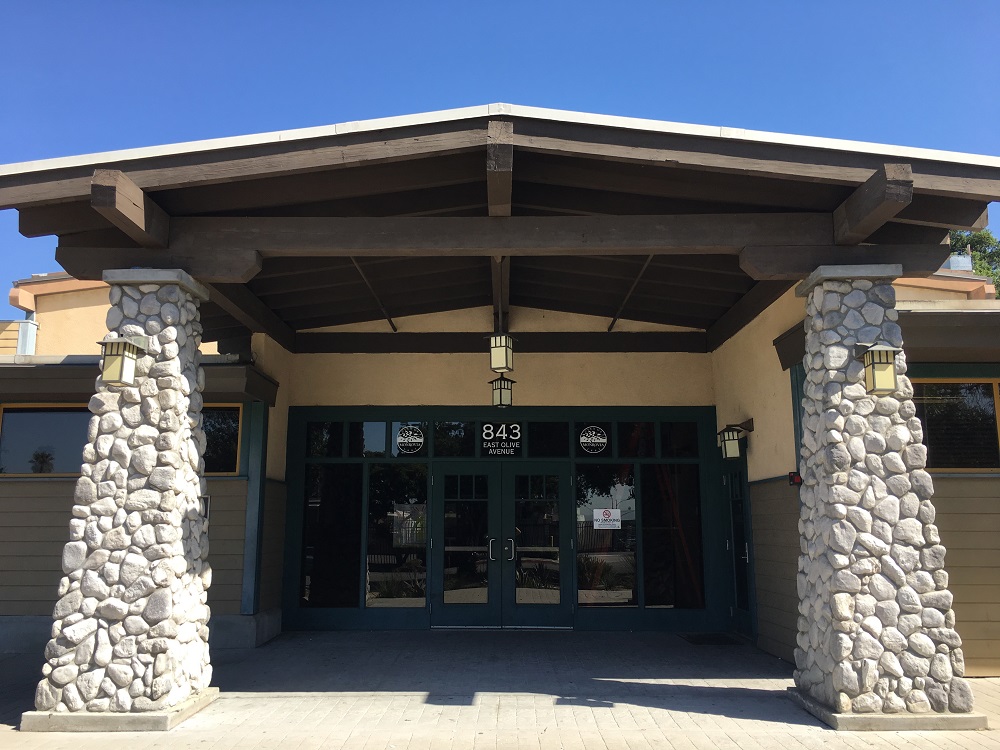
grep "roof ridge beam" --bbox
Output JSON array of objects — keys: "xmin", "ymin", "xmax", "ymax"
[
  {"xmin": 91, "ymin": 169, "xmax": 170, "ymax": 248},
  {"xmin": 833, "ymin": 164, "xmax": 912, "ymax": 245},
  {"xmin": 487, "ymin": 120, "xmax": 514, "ymax": 217}
]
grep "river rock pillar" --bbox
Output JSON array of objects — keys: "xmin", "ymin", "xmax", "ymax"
[
  {"xmin": 793, "ymin": 265, "xmax": 975, "ymax": 721},
  {"xmin": 31, "ymin": 269, "xmax": 214, "ymax": 720}
]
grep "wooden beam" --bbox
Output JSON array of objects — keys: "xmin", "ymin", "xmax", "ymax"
[
  {"xmin": 739, "ymin": 244, "xmax": 953, "ymax": 280},
  {"xmin": 0, "ymin": 126, "xmax": 486, "ymax": 208},
  {"xmin": 19, "ymin": 201, "xmax": 110, "ymax": 238},
  {"xmin": 833, "ymin": 164, "xmax": 912, "ymax": 245},
  {"xmin": 55, "ymin": 245, "xmax": 262, "ymax": 283},
  {"xmin": 168, "ymin": 214, "xmax": 834, "ymax": 257},
  {"xmin": 487, "ymin": 121, "xmax": 514, "ymax": 217},
  {"xmin": 513, "ymin": 124, "xmax": 1000, "ymax": 201},
  {"xmin": 294, "ymin": 331, "xmax": 708, "ymax": 354},
  {"xmin": 90, "ymin": 170, "xmax": 170, "ymax": 248},
  {"xmin": 705, "ymin": 281, "xmax": 795, "ymax": 350},
  {"xmin": 607, "ymin": 255, "xmax": 653, "ymax": 332},
  {"xmin": 206, "ymin": 283, "xmax": 297, "ymax": 352},
  {"xmin": 491, "ymin": 256, "xmax": 510, "ymax": 332},
  {"xmin": 866, "ymin": 223, "xmax": 950, "ymax": 246},
  {"xmin": 894, "ymin": 196, "xmax": 989, "ymax": 231}
]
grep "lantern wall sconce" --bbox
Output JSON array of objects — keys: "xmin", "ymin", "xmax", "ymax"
[
  {"xmin": 97, "ymin": 334, "xmax": 150, "ymax": 387},
  {"xmin": 718, "ymin": 418, "xmax": 755, "ymax": 460},
  {"xmin": 490, "ymin": 373, "xmax": 515, "ymax": 408},
  {"xmin": 853, "ymin": 342, "xmax": 901, "ymax": 395},
  {"xmin": 490, "ymin": 334, "xmax": 514, "ymax": 373}
]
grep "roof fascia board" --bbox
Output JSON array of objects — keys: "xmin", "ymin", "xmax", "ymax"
[{"xmin": 2, "ymin": 103, "xmax": 999, "ymax": 180}]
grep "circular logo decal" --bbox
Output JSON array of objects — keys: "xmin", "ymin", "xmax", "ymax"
[
  {"xmin": 579, "ymin": 425, "xmax": 608, "ymax": 454},
  {"xmin": 602, "ymin": 509, "xmax": 613, "ymax": 521},
  {"xmin": 396, "ymin": 425, "xmax": 424, "ymax": 454}
]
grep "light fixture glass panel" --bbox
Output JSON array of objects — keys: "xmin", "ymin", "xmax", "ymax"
[{"xmin": 490, "ymin": 334, "xmax": 513, "ymax": 373}]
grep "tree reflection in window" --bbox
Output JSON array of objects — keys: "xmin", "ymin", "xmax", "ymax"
[
  {"xmin": 575, "ymin": 464, "xmax": 637, "ymax": 607},
  {"xmin": 913, "ymin": 382, "xmax": 1000, "ymax": 469}
]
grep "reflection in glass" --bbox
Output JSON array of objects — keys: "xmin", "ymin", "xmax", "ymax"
[
  {"xmin": 306, "ymin": 421, "xmax": 343, "ymax": 458},
  {"xmin": 575, "ymin": 464, "xmax": 636, "ymax": 606},
  {"xmin": 203, "ymin": 407, "xmax": 241, "ymax": 473},
  {"xmin": 528, "ymin": 422, "xmax": 569, "ymax": 457},
  {"xmin": 0, "ymin": 408, "xmax": 90, "ymax": 474},
  {"xmin": 661, "ymin": 422, "xmax": 699, "ymax": 458},
  {"xmin": 514, "ymin": 496, "xmax": 560, "ymax": 604},
  {"xmin": 366, "ymin": 464, "xmax": 427, "ymax": 608},
  {"xmin": 618, "ymin": 422, "xmax": 655, "ymax": 457},
  {"xmin": 913, "ymin": 382, "xmax": 1000, "ymax": 468},
  {"xmin": 443, "ymin": 498, "xmax": 489, "ymax": 604},
  {"xmin": 641, "ymin": 464, "xmax": 704, "ymax": 608},
  {"xmin": 434, "ymin": 421, "xmax": 476, "ymax": 457},
  {"xmin": 301, "ymin": 463, "xmax": 363, "ymax": 607},
  {"xmin": 349, "ymin": 422, "xmax": 386, "ymax": 457}
]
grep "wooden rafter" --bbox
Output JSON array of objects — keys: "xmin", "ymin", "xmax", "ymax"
[
  {"xmin": 739, "ymin": 244, "xmax": 952, "ymax": 280},
  {"xmin": 491, "ymin": 256, "xmax": 510, "ymax": 333},
  {"xmin": 205, "ymin": 283, "xmax": 297, "ymax": 352},
  {"xmin": 167, "ymin": 214, "xmax": 834, "ymax": 257},
  {"xmin": 90, "ymin": 170, "xmax": 170, "ymax": 248},
  {"xmin": 833, "ymin": 164, "xmax": 913, "ymax": 245},
  {"xmin": 705, "ymin": 281, "xmax": 795, "ymax": 350},
  {"xmin": 487, "ymin": 121, "xmax": 514, "ymax": 217},
  {"xmin": 351, "ymin": 258, "xmax": 397, "ymax": 332},
  {"xmin": 607, "ymin": 255, "xmax": 653, "ymax": 332}
]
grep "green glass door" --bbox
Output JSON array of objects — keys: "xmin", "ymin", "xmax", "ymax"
[{"xmin": 430, "ymin": 461, "xmax": 572, "ymax": 627}]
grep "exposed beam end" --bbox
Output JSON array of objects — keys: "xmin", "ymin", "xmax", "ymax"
[
  {"xmin": 90, "ymin": 170, "xmax": 170, "ymax": 249},
  {"xmin": 833, "ymin": 163, "xmax": 913, "ymax": 245}
]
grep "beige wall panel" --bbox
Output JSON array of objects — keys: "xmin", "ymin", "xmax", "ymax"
[
  {"xmin": 34, "ymin": 287, "xmax": 110, "ymax": 355},
  {"xmin": 287, "ymin": 352, "xmax": 714, "ymax": 407},
  {"xmin": 252, "ymin": 334, "xmax": 293, "ymax": 481},
  {"xmin": 711, "ymin": 290, "xmax": 804, "ymax": 482},
  {"xmin": 260, "ymin": 480, "xmax": 287, "ymax": 611}
]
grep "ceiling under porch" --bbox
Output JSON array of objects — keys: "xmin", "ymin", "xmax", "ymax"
[{"xmin": 1, "ymin": 104, "xmax": 997, "ymax": 354}]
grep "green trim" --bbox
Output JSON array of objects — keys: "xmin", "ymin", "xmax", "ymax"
[
  {"xmin": 789, "ymin": 363, "xmax": 805, "ymax": 470},
  {"xmin": 282, "ymin": 405, "xmax": 732, "ymax": 632},
  {"xmin": 240, "ymin": 401, "xmax": 268, "ymax": 615},
  {"xmin": 907, "ymin": 363, "xmax": 1000, "ymax": 379}
]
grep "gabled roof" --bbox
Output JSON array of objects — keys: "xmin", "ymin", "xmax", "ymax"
[{"xmin": 0, "ymin": 104, "xmax": 997, "ymax": 352}]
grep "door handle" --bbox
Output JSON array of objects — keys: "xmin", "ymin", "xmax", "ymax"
[
  {"xmin": 742, "ymin": 542, "xmax": 749, "ymax": 563},
  {"xmin": 507, "ymin": 538, "xmax": 515, "ymax": 561},
  {"xmin": 488, "ymin": 538, "xmax": 496, "ymax": 561}
]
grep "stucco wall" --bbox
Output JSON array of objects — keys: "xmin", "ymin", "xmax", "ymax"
[
  {"xmin": 711, "ymin": 289, "xmax": 805, "ymax": 482},
  {"xmin": 0, "ymin": 320, "xmax": 19, "ymax": 354},
  {"xmin": 33, "ymin": 287, "xmax": 110, "ymax": 356}
]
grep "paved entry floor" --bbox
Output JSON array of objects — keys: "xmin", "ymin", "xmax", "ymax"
[{"xmin": 1, "ymin": 630, "xmax": 999, "ymax": 749}]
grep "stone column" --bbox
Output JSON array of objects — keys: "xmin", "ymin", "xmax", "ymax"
[
  {"xmin": 34, "ymin": 269, "xmax": 213, "ymax": 715},
  {"xmin": 794, "ymin": 265, "xmax": 973, "ymax": 716}
]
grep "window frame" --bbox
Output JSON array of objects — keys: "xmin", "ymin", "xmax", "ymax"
[
  {"xmin": 0, "ymin": 401, "xmax": 246, "ymax": 478},
  {"xmin": 910, "ymin": 377, "xmax": 1000, "ymax": 474}
]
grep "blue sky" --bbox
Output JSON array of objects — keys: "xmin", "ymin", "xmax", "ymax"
[{"xmin": 1, "ymin": 0, "xmax": 997, "ymax": 318}]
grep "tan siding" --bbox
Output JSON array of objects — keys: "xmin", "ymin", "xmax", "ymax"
[
  {"xmin": 0, "ymin": 477, "xmax": 249, "ymax": 619},
  {"xmin": 749, "ymin": 477, "xmax": 799, "ymax": 663},
  {"xmin": 259, "ymin": 480, "xmax": 286, "ymax": 611},
  {"xmin": 205, "ymin": 479, "xmax": 248, "ymax": 616},
  {"xmin": 0, "ymin": 321, "xmax": 19, "ymax": 354},
  {"xmin": 933, "ymin": 476, "xmax": 1000, "ymax": 676}
]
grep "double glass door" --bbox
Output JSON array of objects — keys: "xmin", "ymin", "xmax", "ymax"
[{"xmin": 430, "ymin": 461, "xmax": 572, "ymax": 627}]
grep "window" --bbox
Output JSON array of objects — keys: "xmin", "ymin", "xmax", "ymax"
[
  {"xmin": 912, "ymin": 381, "xmax": 1000, "ymax": 470},
  {"xmin": 0, "ymin": 403, "xmax": 244, "ymax": 476},
  {"xmin": 0, "ymin": 406, "xmax": 90, "ymax": 475}
]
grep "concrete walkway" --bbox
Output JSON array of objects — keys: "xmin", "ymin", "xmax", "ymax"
[{"xmin": 1, "ymin": 630, "xmax": 998, "ymax": 749}]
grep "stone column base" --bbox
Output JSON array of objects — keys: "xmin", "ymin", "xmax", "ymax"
[
  {"xmin": 788, "ymin": 688, "xmax": 988, "ymax": 731},
  {"xmin": 20, "ymin": 687, "xmax": 218, "ymax": 732}
]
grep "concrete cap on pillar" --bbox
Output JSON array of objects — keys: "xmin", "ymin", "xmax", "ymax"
[
  {"xmin": 795, "ymin": 264, "xmax": 903, "ymax": 297},
  {"xmin": 102, "ymin": 268, "xmax": 209, "ymax": 301}
]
